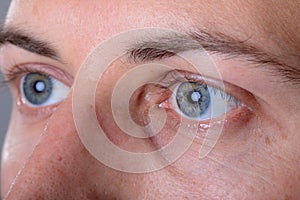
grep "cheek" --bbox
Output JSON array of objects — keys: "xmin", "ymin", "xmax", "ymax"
[
  {"xmin": 161, "ymin": 112, "xmax": 299, "ymax": 198},
  {"xmin": 1, "ymin": 109, "xmax": 45, "ymax": 196}
]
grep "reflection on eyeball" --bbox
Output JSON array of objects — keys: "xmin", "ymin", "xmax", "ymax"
[
  {"xmin": 21, "ymin": 73, "xmax": 70, "ymax": 107},
  {"xmin": 174, "ymin": 81, "xmax": 239, "ymax": 121}
]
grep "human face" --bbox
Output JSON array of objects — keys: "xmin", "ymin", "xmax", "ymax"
[{"xmin": 1, "ymin": 0, "xmax": 300, "ymax": 199}]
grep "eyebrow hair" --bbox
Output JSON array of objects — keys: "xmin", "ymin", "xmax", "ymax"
[
  {"xmin": 127, "ymin": 31, "xmax": 300, "ymax": 85},
  {"xmin": 0, "ymin": 27, "xmax": 299, "ymax": 85},
  {"xmin": 0, "ymin": 27, "xmax": 60, "ymax": 61}
]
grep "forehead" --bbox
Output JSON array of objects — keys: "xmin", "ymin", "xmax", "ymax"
[{"xmin": 5, "ymin": 0, "xmax": 300, "ymax": 67}]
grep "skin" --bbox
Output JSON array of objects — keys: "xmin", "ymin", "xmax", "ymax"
[{"xmin": 1, "ymin": 0, "xmax": 300, "ymax": 199}]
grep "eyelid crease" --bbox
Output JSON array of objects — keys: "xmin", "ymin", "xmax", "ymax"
[
  {"xmin": 2, "ymin": 63, "xmax": 73, "ymax": 87},
  {"xmin": 155, "ymin": 69, "xmax": 259, "ymax": 111},
  {"xmin": 156, "ymin": 69, "xmax": 222, "ymax": 90}
]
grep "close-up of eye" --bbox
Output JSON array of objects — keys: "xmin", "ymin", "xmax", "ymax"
[
  {"xmin": 171, "ymin": 81, "xmax": 240, "ymax": 121},
  {"xmin": 156, "ymin": 70, "xmax": 247, "ymax": 123},
  {"xmin": 20, "ymin": 72, "xmax": 70, "ymax": 107}
]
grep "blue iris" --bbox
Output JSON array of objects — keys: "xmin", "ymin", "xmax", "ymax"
[
  {"xmin": 22, "ymin": 73, "xmax": 53, "ymax": 105},
  {"xmin": 176, "ymin": 82, "xmax": 211, "ymax": 118}
]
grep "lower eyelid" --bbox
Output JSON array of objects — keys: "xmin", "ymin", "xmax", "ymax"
[
  {"xmin": 208, "ymin": 106, "xmax": 255, "ymax": 140},
  {"xmin": 155, "ymin": 84, "xmax": 257, "ymax": 141},
  {"xmin": 17, "ymin": 98, "xmax": 59, "ymax": 122},
  {"xmin": 149, "ymin": 104, "xmax": 254, "ymax": 149},
  {"xmin": 160, "ymin": 99, "xmax": 251, "ymax": 123}
]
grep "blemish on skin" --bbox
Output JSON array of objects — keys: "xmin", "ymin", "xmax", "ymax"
[
  {"xmin": 281, "ymin": 133, "xmax": 288, "ymax": 140},
  {"xmin": 249, "ymin": 186, "xmax": 255, "ymax": 192},
  {"xmin": 264, "ymin": 136, "xmax": 271, "ymax": 145},
  {"xmin": 57, "ymin": 156, "xmax": 63, "ymax": 161}
]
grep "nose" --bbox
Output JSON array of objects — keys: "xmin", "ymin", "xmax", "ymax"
[{"xmin": 4, "ymin": 97, "xmax": 112, "ymax": 199}]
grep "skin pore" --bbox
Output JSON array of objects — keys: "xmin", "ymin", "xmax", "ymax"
[{"xmin": 1, "ymin": 0, "xmax": 300, "ymax": 199}]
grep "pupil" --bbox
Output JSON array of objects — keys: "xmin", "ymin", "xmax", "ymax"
[{"xmin": 34, "ymin": 81, "xmax": 46, "ymax": 93}]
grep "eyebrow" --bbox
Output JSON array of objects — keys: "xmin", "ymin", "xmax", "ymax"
[
  {"xmin": 127, "ymin": 31, "xmax": 300, "ymax": 85},
  {"xmin": 0, "ymin": 27, "xmax": 60, "ymax": 61},
  {"xmin": 0, "ymin": 27, "xmax": 299, "ymax": 85}
]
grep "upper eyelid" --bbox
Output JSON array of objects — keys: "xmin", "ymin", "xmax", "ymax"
[
  {"xmin": 155, "ymin": 69, "xmax": 259, "ymax": 110},
  {"xmin": 156, "ymin": 70, "xmax": 224, "ymax": 90},
  {"xmin": 0, "ymin": 43, "xmax": 72, "ymax": 84},
  {"xmin": 2, "ymin": 63, "xmax": 73, "ymax": 87}
]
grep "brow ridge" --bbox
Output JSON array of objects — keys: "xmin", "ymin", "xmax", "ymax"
[
  {"xmin": 127, "ymin": 30, "xmax": 300, "ymax": 85},
  {"xmin": 0, "ymin": 27, "xmax": 60, "ymax": 60}
]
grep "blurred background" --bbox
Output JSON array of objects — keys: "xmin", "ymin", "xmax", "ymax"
[{"xmin": 0, "ymin": 1, "xmax": 12, "ymax": 160}]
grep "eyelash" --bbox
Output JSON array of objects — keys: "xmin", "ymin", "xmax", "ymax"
[
  {"xmin": 157, "ymin": 70, "xmax": 236, "ymax": 100},
  {"xmin": 2, "ymin": 63, "xmax": 73, "ymax": 87},
  {"xmin": 2, "ymin": 64, "xmax": 44, "ymax": 84},
  {"xmin": 154, "ymin": 69, "xmax": 254, "ymax": 118}
]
